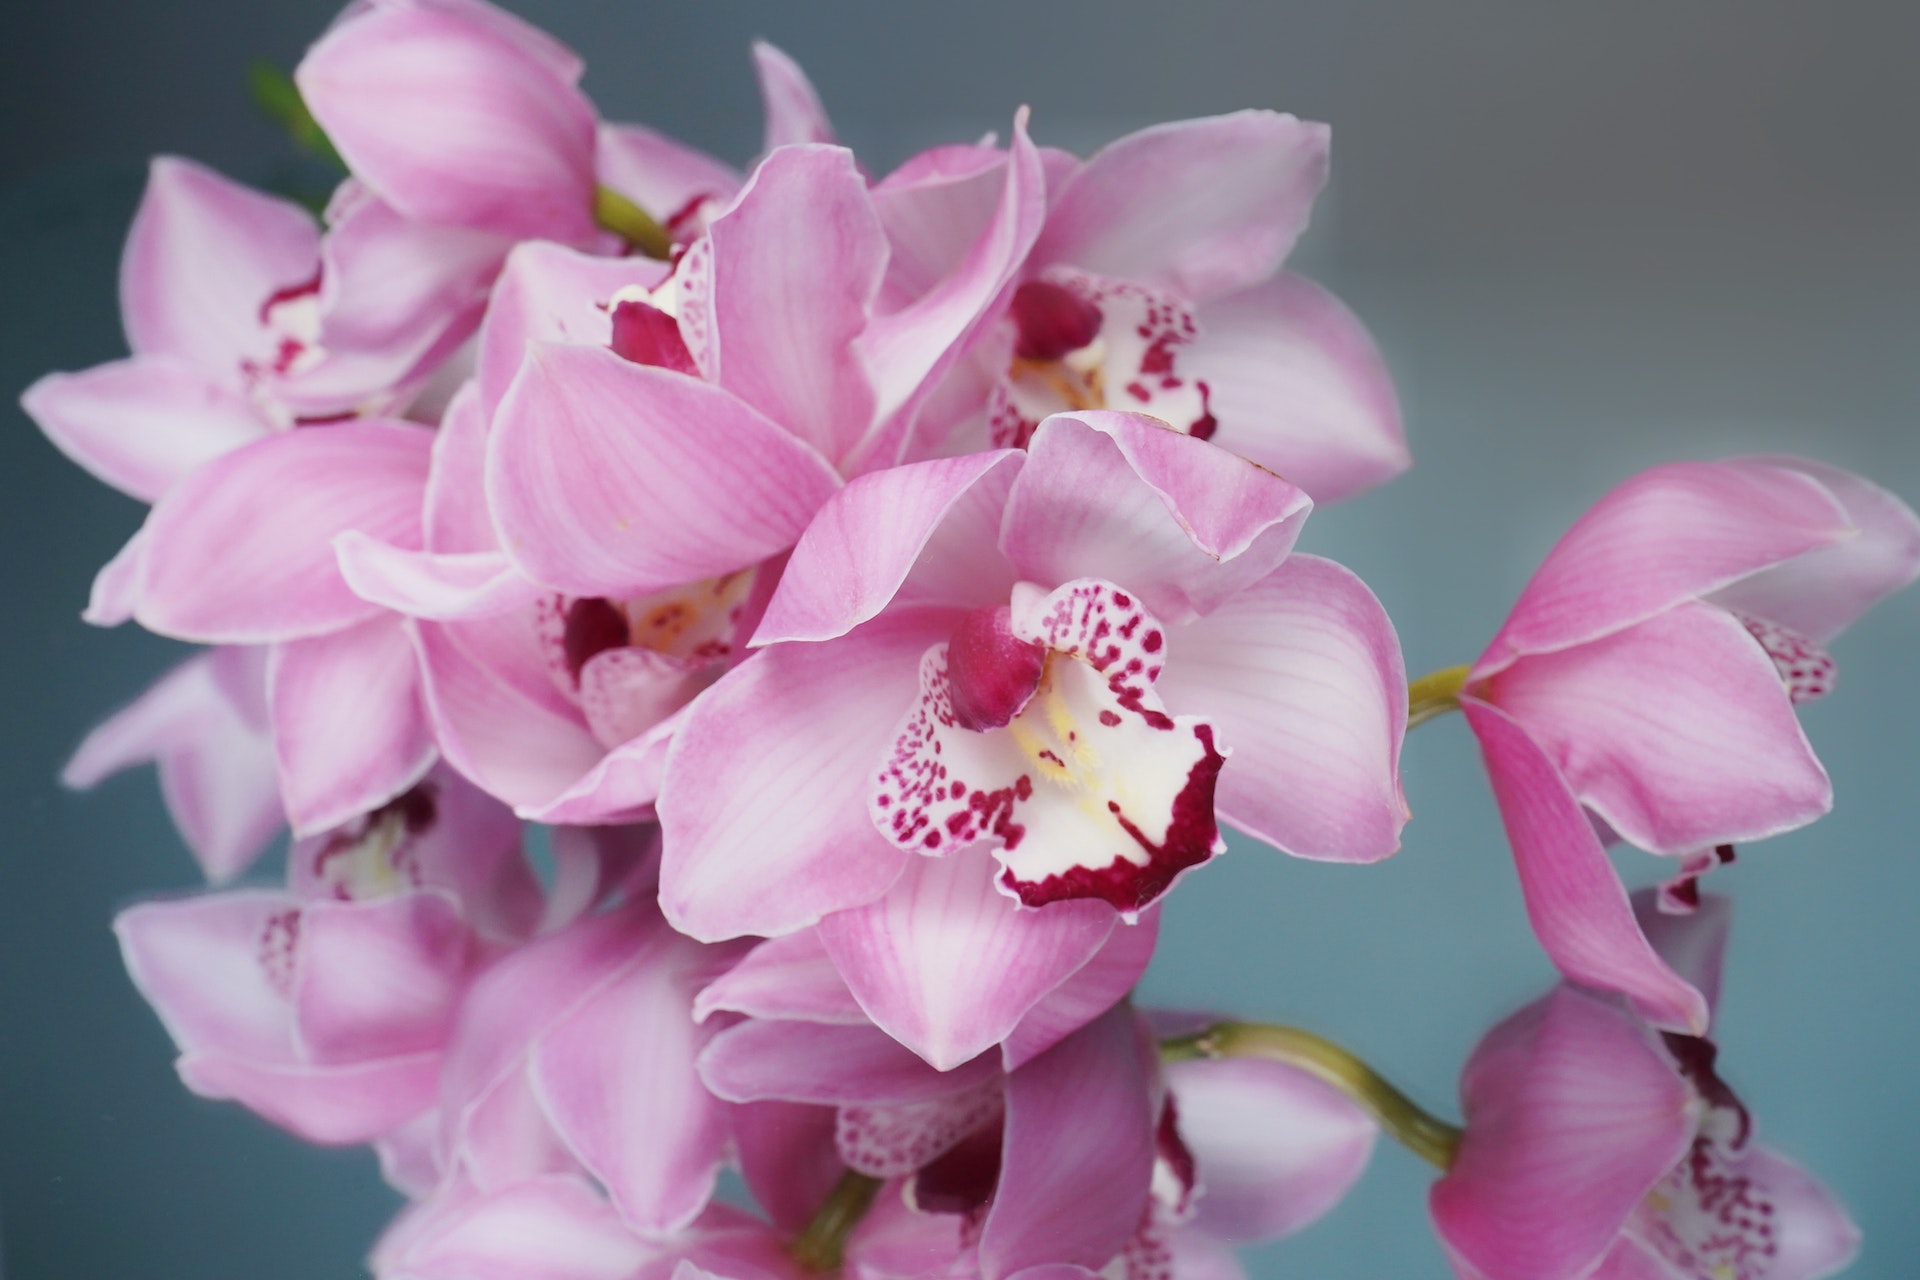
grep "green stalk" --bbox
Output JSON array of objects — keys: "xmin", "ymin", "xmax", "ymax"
[
  {"xmin": 593, "ymin": 185, "xmax": 673, "ymax": 260},
  {"xmin": 1407, "ymin": 663, "xmax": 1472, "ymax": 729},
  {"xmin": 789, "ymin": 1169, "xmax": 883, "ymax": 1273}
]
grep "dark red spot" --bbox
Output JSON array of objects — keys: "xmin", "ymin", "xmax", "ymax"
[
  {"xmin": 946, "ymin": 606, "xmax": 1046, "ymax": 731},
  {"xmin": 258, "ymin": 269, "xmax": 322, "ymax": 325},
  {"xmin": 1142, "ymin": 630, "xmax": 1163, "ymax": 654},
  {"xmin": 1661, "ymin": 1032, "xmax": 1753, "ymax": 1148},
  {"xmin": 1190, "ymin": 380, "xmax": 1218, "ymax": 441},
  {"xmin": 912, "ymin": 1115, "xmax": 1003, "ymax": 1216},
  {"xmin": 562, "ymin": 597, "xmax": 629, "ymax": 684},
  {"xmin": 1155, "ymin": 1097, "xmax": 1198, "ymax": 1210},
  {"xmin": 663, "ymin": 191, "xmax": 717, "ymax": 242},
  {"xmin": 609, "ymin": 299, "xmax": 699, "ymax": 375},
  {"xmin": 1099, "ymin": 710, "xmax": 1122, "ymax": 727},
  {"xmin": 1010, "ymin": 280, "xmax": 1103, "ymax": 361}
]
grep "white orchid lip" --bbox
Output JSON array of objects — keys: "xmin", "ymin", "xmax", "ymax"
[{"xmin": 871, "ymin": 578, "xmax": 1226, "ymax": 916}]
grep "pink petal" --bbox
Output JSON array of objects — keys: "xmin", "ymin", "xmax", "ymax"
[
  {"xmin": 136, "ymin": 420, "xmax": 433, "ymax": 643},
  {"xmin": 84, "ymin": 526, "xmax": 150, "ymax": 626},
  {"xmin": 531, "ymin": 933, "xmax": 744, "ymax": 1235},
  {"xmin": 64, "ymin": 648, "xmax": 281, "ymax": 881},
  {"xmin": 697, "ymin": 1019, "xmax": 997, "ymax": 1106},
  {"xmin": 1483, "ymin": 603, "xmax": 1831, "ymax": 854},
  {"xmin": 754, "ymin": 450, "xmax": 1022, "ymax": 644},
  {"xmin": 732, "ymin": 1102, "xmax": 845, "ymax": 1234},
  {"xmin": 817, "ymin": 845, "xmax": 1117, "ymax": 1071},
  {"xmin": 595, "ymin": 123, "xmax": 742, "ymax": 231},
  {"xmin": 292, "ymin": 892, "xmax": 471, "ymax": 1064},
  {"xmin": 269, "ymin": 616, "xmax": 437, "ymax": 835},
  {"xmin": 377, "ymin": 1175, "xmax": 651, "ymax": 1280},
  {"xmin": 115, "ymin": 891, "xmax": 298, "ymax": 1061},
  {"xmin": 519, "ymin": 719, "xmax": 674, "ymax": 826},
  {"xmin": 1183, "ymin": 273, "xmax": 1409, "ymax": 502},
  {"xmin": 297, "ymin": 3, "xmax": 599, "ymax": 242},
  {"xmin": 476, "ymin": 241, "xmax": 670, "ymax": 423},
  {"xmin": 1632, "ymin": 888, "xmax": 1733, "ymax": 1024},
  {"xmin": 1431, "ymin": 986, "xmax": 1695, "ymax": 1280},
  {"xmin": 487, "ymin": 343, "xmax": 841, "ymax": 598},
  {"xmin": 703, "ymin": 145, "xmax": 883, "ymax": 464},
  {"xmin": 982, "ymin": 1004, "xmax": 1156, "ymax": 1280},
  {"xmin": 423, "ymin": 379, "xmax": 495, "ymax": 553},
  {"xmin": 693, "ymin": 930, "xmax": 868, "ymax": 1027},
  {"xmin": 1167, "ymin": 1055, "xmax": 1377, "ymax": 1241},
  {"xmin": 119, "ymin": 155, "xmax": 320, "ymax": 369},
  {"xmin": 751, "ymin": 41, "xmax": 836, "ymax": 150},
  {"xmin": 1477, "ymin": 461, "xmax": 1853, "ymax": 678},
  {"xmin": 22, "ymin": 356, "xmax": 268, "ymax": 502},
  {"xmin": 1460, "ymin": 697, "xmax": 1709, "ymax": 1034},
  {"xmin": 873, "ymin": 143, "xmax": 1014, "ymax": 303},
  {"xmin": 1034, "ymin": 112, "xmax": 1329, "ymax": 303},
  {"xmin": 1158, "ymin": 554, "xmax": 1407, "ymax": 863},
  {"xmin": 1738, "ymin": 1145, "xmax": 1861, "ymax": 1280},
  {"xmin": 1709, "ymin": 455, "xmax": 1920, "ymax": 644},
  {"xmin": 659, "ymin": 614, "xmax": 949, "ymax": 941},
  {"xmin": 337, "ymin": 534, "xmax": 541, "ymax": 620},
  {"xmin": 1002, "ymin": 909, "xmax": 1160, "ymax": 1071},
  {"xmin": 178, "ymin": 1049, "xmax": 440, "ymax": 1145},
  {"xmin": 1005, "ymin": 411, "xmax": 1311, "ymax": 623}
]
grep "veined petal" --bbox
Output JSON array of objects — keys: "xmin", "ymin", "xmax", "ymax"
[
  {"xmin": 297, "ymin": 2, "xmax": 600, "ymax": 242},
  {"xmin": 1168, "ymin": 1054, "xmax": 1377, "ymax": 1241},
  {"xmin": 137, "ymin": 420, "xmax": 433, "ymax": 643},
  {"xmin": 697, "ymin": 1018, "xmax": 997, "ymax": 1106},
  {"xmin": 817, "ymin": 845, "xmax": 1117, "ymax": 1071},
  {"xmin": 752, "ymin": 41, "xmax": 836, "ymax": 151},
  {"xmin": 595, "ymin": 123, "xmax": 742, "ymax": 235},
  {"xmin": 1005, "ymin": 412, "xmax": 1311, "ymax": 623},
  {"xmin": 518, "ymin": 718, "xmax": 675, "ymax": 826},
  {"xmin": 703, "ymin": 145, "xmax": 883, "ymax": 464},
  {"xmin": 269, "ymin": 617, "xmax": 437, "ymax": 836},
  {"xmin": 1158, "ymin": 554, "xmax": 1407, "ymax": 863},
  {"xmin": 374, "ymin": 1176, "xmax": 651, "ymax": 1280},
  {"xmin": 120, "ymin": 156, "xmax": 320, "ymax": 370},
  {"xmin": 1709, "ymin": 455, "xmax": 1920, "ymax": 644},
  {"xmin": 732, "ymin": 1101, "xmax": 844, "ymax": 1234},
  {"xmin": 1431, "ymin": 986, "xmax": 1695, "ymax": 1280},
  {"xmin": 178, "ymin": 1048, "xmax": 441, "ymax": 1145},
  {"xmin": 1002, "ymin": 908, "xmax": 1160, "ymax": 1070},
  {"xmin": 1034, "ymin": 111, "xmax": 1329, "ymax": 303},
  {"xmin": 1734, "ymin": 1146, "xmax": 1861, "ymax": 1280},
  {"xmin": 659, "ymin": 613, "xmax": 947, "ymax": 941},
  {"xmin": 337, "ymin": 534, "xmax": 541, "ymax": 620},
  {"xmin": 291, "ymin": 892, "xmax": 471, "ymax": 1065},
  {"xmin": 693, "ymin": 930, "xmax": 868, "ymax": 1027},
  {"xmin": 1483, "ymin": 603, "xmax": 1831, "ymax": 854},
  {"xmin": 22, "ymin": 356, "xmax": 269, "ymax": 502},
  {"xmin": 982, "ymin": 1004, "xmax": 1156, "ymax": 1280},
  {"xmin": 754, "ymin": 450, "xmax": 1021, "ymax": 644},
  {"xmin": 1183, "ymin": 273, "xmax": 1409, "ymax": 502},
  {"xmin": 1477, "ymin": 461, "xmax": 1853, "ymax": 677},
  {"xmin": 115, "ymin": 891, "xmax": 298, "ymax": 1061},
  {"xmin": 1461, "ymin": 697, "xmax": 1709, "ymax": 1034},
  {"xmin": 63, "ymin": 647, "xmax": 281, "ymax": 881},
  {"xmin": 487, "ymin": 343, "xmax": 841, "ymax": 599},
  {"xmin": 1631, "ymin": 889, "xmax": 1733, "ymax": 1024}
]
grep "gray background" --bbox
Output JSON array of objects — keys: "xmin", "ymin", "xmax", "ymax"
[{"xmin": 3, "ymin": 2, "xmax": 1916, "ymax": 1276}]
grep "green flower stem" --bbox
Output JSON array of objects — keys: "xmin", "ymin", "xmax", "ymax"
[
  {"xmin": 1407, "ymin": 663, "xmax": 1472, "ymax": 729},
  {"xmin": 789, "ymin": 1169, "xmax": 883, "ymax": 1273},
  {"xmin": 1161, "ymin": 1022, "xmax": 1462, "ymax": 1170},
  {"xmin": 593, "ymin": 185, "xmax": 673, "ymax": 260},
  {"xmin": 248, "ymin": 61, "xmax": 344, "ymax": 168}
]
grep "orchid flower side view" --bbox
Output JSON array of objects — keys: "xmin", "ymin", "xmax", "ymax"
[{"xmin": 20, "ymin": 1, "xmax": 1919, "ymax": 1276}]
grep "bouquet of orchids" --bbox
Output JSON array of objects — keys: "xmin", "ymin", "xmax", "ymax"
[{"xmin": 25, "ymin": 2, "xmax": 1919, "ymax": 1277}]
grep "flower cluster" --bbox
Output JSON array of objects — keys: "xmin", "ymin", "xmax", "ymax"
[{"xmin": 26, "ymin": 1, "xmax": 1919, "ymax": 1276}]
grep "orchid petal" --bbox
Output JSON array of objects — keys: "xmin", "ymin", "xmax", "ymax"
[
  {"xmin": 659, "ymin": 613, "xmax": 949, "ymax": 941},
  {"xmin": 64, "ymin": 647, "xmax": 281, "ymax": 881},
  {"xmin": 701, "ymin": 145, "xmax": 883, "ymax": 464},
  {"xmin": 754, "ymin": 450, "xmax": 1021, "ymax": 644},
  {"xmin": 178, "ymin": 1049, "xmax": 441, "ymax": 1145},
  {"xmin": 732, "ymin": 1102, "xmax": 845, "ymax": 1235},
  {"xmin": 694, "ymin": 931, "xmax": 867, "ymax": 1027},
  {"xmin": 297, "ymin": 3, "xmax": 599, "ymax": 242},
  {"xmin": 1167, "ymin": 1055, "xmax": 1377, "ymax": 1241},
  {"xmin": 1183, "ymin": 273, "xmax": 1409, "ymax": 502},
  {"xmin": 269, "ymin": 616, "xmax": 437, "ymax": 835},
  {"xmin": 1002, "ymin": 909, "xmax": 1160, "ymax": 1071},
  {"xmin": 982, "ymin": 1004, "xmax": 1156, "ymax": 1280},
  {"xmin": 751, "ymin": 41, "xmax": 836, "ymax": 150},
  {"xmin": 378, "ymin": 1175, "xmax": 651, "ymax": 1280},
  {"xmin": 1158, "ymin": 554, "xmax": 1407, "ymax": 862},
  {"xmin": 595, "ymin": 123, "xmax": 742, "ymax": 233},
  {"xmin": 519, "ymin": 718, "xmax": 674, "ymax": 826},
  {"xmin": 120, "ymin": 156, "xmax": 319, "ymax": 369},
  {"xmin": 1034, "ymin": 112, "xmax": 1329, "ymax": 302},
  {"xmin": 1477, "ymin": 461, "xmax": 1853, "ymax": 677},
  {"xmin": 137, "ymin": 420, "xmax": 433, "ymax": 643},
  {"xmin": 1631, "ymin": 889, "xmax": 1733, "ymax": 1024},
  {"xmin": 22, "ymin": 356, "xmax": 268, "ymax": 502},
  {"xmin": 292, "ymin": 893, "xmax": 471, "ymax": 1065},
  {"xmin": 1709, "ymin": 455, "xmax": 1920, "ymax": 643},
  {"xmin": 1460, "ymin": 698, "xmax": 1708, "ymax": 1034},
  {"xmin": 338, "ymin": 534, "xmax": 541, "ymax": 620},
  {"xmin": 1738, "ymin": 1145, "xmax": 1861, "ymax": 1280},
  {"xmin": 698, "ymin": 1019, "xmax": 997, "ymax": 1106},
  {"xmin": 1431, "ymin": 986, "xmax": 1695, "ymax": 1280},
  {"xmin": 1005, "ymin": 412, "xmax": 1311, "ymax": 623},
  {"xmin": 1484, "ymin": 603, "xmax": 1831, "ymax": 854},
  {"xmin": 115, "ymin": 891, "xmax": 297, "ymax": 1061},
  {"xmin": 84, "ymin": 526, "xmax": 150, "ymax": 626},
  {"xmin": 487, "ymin": 343, "xmax": 840, "ymax": 598},
  {"xmin": 817, "ymin": 845, "xmax": 1117, "ymax": 1071}
]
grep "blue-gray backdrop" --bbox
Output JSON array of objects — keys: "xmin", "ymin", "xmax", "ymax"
[{"xmin": 3, "ymin": 3, "xmax": 1916, "ymax": 1276}]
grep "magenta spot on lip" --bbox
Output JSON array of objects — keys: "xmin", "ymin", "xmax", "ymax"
[
  {"xmin": 609, "ymin": 298, "xmax": 699, "ymax": 375},
  {"xmin": 562, "ymin": 597, "xmax": 629, "ymax": 684},
  {"xmin": 945, "ymin": 606, "xmax": 1046, "ymax": 731},
  {"xmin": 258, "ymin": 269, "xmax": 322, "ymax": 325},
  {"xmin": 1010, "ymin": 279, "xmax": 1103, "ymax": 361}
]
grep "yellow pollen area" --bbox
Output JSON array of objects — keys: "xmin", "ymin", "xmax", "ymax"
[
  {"xmin": 332, "ymin": 809, "xmax": 410, "ymax": 898},
  {"xmin": 1711, "ymin": 1266, "xmax": 1736, "ymax": 1280},
  {"xmin": 1010, "ymin": 355, "xmax": 1106, "ymax": 413},
  {"xmin": 1002, "ymin": 658, "xmax": 1144, "ymax": 834},
  {"xmin": 620, "ymin": 568, "xmax": 756, "ymax": 661}
]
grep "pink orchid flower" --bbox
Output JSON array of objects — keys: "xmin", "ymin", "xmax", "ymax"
[
  {"xmin": 901, "ymin": 112, "xmax": 1407, "ymax": 501},
  {"xmin": 298, "ymin": 0, "xmax": 833, "ymax": 248},
  {"xmin": 61, "ymin": 645, "xmax": 282, "ymax": 880},
  {"xmin": 1432, "ymin": 893, "xmax": 1859, "ymax": 1280},
  {"xmin": 660, "ymin": 410, "xmax": 1406, "ymax": 950},
  {"xmin": 114, "ymin": 767, "xmax": 539, "ymax": 1150},
  {"xmin": 333, "ymin": 126, "xmax": 1048, "ymax": 825},
  {"xmin": 1458, "ymin": 456, "xmax": 1920, "ymax": 1032}
]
